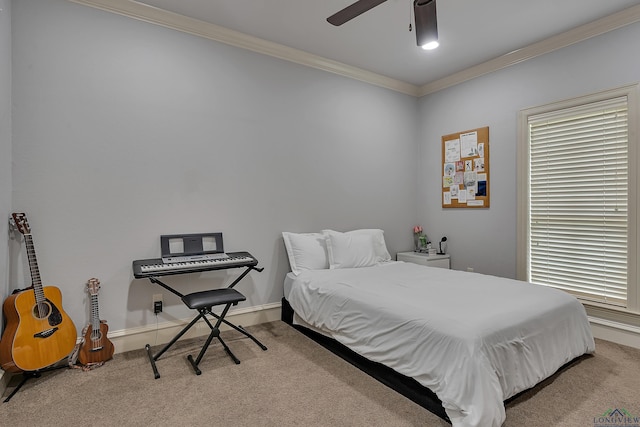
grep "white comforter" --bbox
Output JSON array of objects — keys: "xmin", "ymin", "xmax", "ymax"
[{"xmin": 286, "ymin": 262, "xmax": 595, "ymax": 427}]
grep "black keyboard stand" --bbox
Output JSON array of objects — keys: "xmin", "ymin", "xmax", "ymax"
[{"xmin": 138, "ymin": 254, "xmax": 267, "ymax": 379}]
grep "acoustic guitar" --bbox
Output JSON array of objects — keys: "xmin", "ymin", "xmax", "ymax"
[
  {"xmin": 0, "ymin": 213, "xmax": 77, "ymax": 373},
  {"xmin": 78, "ymin": 278, "xmax": 114, "ymax": 365}
]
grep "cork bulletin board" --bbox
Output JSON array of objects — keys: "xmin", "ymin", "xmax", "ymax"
[{"xmin": 441, "ymin": 126, "xmax": 490, "ymax": 208}]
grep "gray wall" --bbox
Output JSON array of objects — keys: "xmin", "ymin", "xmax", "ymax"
[
  {"xmin": 10, "ymin": 0, "xmax": 419, "ymax": 332},
  {"xmin": 0, "ymin": 0, "xmax": 11, "ymax": 332},
  {"xmin": 418, "ymin": 21, "xmax": 640, "ymax": 278}
]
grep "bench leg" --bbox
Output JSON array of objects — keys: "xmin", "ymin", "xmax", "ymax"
[
  {"xmin": 187, "ymin": 327, "xmax": 218, "ymax": 375},
  {"xmin": 218, "ymin": 335, "xmax": 240, "ymax": 364},
  {"xmin": 206, "ymin": 311, "xmax": 268, "ymax": 351}
]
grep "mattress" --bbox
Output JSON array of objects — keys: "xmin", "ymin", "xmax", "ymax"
[{"xmin": 285, "ymin": 261, "xmax": 595, "ymax": 427}]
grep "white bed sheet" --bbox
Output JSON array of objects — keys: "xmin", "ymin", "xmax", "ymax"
[{"xmin": 286, "ymin": 262, "xmax": 595, "ymax": 427}]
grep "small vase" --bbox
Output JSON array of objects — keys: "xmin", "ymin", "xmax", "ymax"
[{"xmin": 419, "ymin": 235, "xmax": 427, "ymax": 251}]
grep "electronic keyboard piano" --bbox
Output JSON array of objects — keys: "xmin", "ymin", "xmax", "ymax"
[{"xmin": 133, "ymin": 251, "xmax": 258, "ymax": 278}]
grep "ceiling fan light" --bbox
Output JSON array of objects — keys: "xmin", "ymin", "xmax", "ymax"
[
  {"xmin": 414, "ymin": 0, "xmax": 438, "ymax": 48},
  {"xmin": 421, "ymin": 41, "xmax": 439, "ymax": 50}
]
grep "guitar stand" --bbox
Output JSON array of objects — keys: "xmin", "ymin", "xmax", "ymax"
[{"xmin": 3, "ymin": 364, "xmax": 68, "ymax": 403}]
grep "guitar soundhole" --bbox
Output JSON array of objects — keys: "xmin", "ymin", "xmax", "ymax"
[
  {"xmin": 33, "ymin": 302, "xmax": 51, "ymax": 319},
  {"xmin": 31, "ymin": 299, "xmax": 63, "ymax": 326}
]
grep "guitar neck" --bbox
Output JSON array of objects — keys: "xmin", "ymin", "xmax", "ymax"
[
  {"xmin": 90, "ymin": 293, "xmax": 101, "ymax": 330},
  {"xmin": 24, "ymin": 234, "xmax": 45, "ymax": 301}
]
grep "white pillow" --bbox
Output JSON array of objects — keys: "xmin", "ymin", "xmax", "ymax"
[
  {"xmin": 324, "ymin": 230, "xmax": 379, "ymax": 269},
  {"xmin": 323, "ymin": 228, "xmax": 391, "ymax": 262},
  {"xmin": 282, "ymin": 232, "xmax": 329, "ymax": 276}
]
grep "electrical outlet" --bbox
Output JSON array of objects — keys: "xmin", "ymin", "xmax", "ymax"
[
  {"xmin": 467, "ymin": 267, "xmax": 474, "ymax": 272},
  {"xmin": 152, "ymin": 294, "xmax": 163, "ymax": 313}
]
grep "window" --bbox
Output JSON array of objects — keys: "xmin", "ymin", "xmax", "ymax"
[{"xmin": 517, "ymin": 85, "xmax": 639, "ymax": 314}]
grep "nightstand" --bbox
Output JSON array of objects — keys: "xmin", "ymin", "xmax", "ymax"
[{"xmin": 396, "ymin": 252, "xmax": 450, "ymax": 269}]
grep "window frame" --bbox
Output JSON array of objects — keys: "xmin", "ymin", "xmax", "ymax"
[{"xmin": 517, "ymin": 84, "xmax": 640, "ymax": 319}]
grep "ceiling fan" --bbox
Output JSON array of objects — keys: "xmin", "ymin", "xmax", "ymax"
[{"xmin": 327, "ymin": 0, "xmax": 439, "ymax": 49}]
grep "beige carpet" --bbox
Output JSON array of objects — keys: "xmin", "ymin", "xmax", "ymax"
[{"xmin": 0, "ymin": 321, "xmax": 638, "ymax": 426}]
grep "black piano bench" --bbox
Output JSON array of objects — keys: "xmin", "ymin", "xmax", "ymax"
[
  {"xmin": 144, "ymin": 288, "xmax": 267, "ymax": 378},
  {"xmin": 182, "ymin": 288, "xmax": 246, "ymax": 311}
]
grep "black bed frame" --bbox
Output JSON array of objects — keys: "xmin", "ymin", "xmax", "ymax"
[
  {"xmin": 281, "ymin": 297, "xmax": 450, "ymax": 423},
  {"xmin": 281, "ymin": 297, "xmax": 589, "ymax": 425}
]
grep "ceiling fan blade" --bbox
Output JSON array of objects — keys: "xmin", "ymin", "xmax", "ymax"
[
  {"xmin": 327, "ymin": 0, "xmax": 388, "ymax": 26},
  {"xmin": 414, "ymin": 0, "xmax": 438, "ymax": 47}
]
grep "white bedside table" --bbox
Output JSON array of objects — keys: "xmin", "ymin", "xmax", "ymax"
[{"xmin": 396, "ymin": 252, "xmax": 450, "ymax": 269}]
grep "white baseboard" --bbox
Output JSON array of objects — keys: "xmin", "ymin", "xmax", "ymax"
[
  {"xmin": 589, "ymin": 317, "xmax": 640, "ymax": 349},
  {"xmin": 109, "ymin": 302, "xmax": 282, "ymax": 354}
]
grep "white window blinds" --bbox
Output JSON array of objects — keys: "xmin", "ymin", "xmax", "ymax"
[{"xmin": 528, "ymin": 96, "xmax": 628, "ymax": 307}]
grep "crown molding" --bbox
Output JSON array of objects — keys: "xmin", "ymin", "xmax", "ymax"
[
  {"xmin": 68, "ymin": 1, "xmax": 640, "ymax": 98},
  {"xmin": 418, "ymin": 3, "xmax": 640, "ymax": 96},
  {"xmin": 66, "ymin": 0, "xmax": 420, "ymax": 96}
]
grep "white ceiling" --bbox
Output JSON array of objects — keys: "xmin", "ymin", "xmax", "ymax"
[{"xmin": 133, "ymin": 0, "xmax": 640, "ymax": 88}]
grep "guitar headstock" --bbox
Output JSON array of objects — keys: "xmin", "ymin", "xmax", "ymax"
[
  {"xmin": 11, "ymin": 213, "xmax": 31, "ymax": 235},
  {"xmin": 87, "ymin": 278, "xmax": 101, "ymax": 296}
]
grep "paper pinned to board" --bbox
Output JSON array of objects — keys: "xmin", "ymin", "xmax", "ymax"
[
  {"xmin": 444, "ymin": 139, "xmax": 461, "ymax": 163},
  {"xmin": 460, "ymin": 131, "xmax": 478, "ymax": 157},
  {"xmin": 443, "ymin": 192, "xmax": 452, "ymax": 205}
]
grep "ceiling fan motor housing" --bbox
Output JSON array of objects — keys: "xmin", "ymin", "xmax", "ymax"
[{"xmin": 414, "ymin": 0, "xmax": 438, "ymax": 47}]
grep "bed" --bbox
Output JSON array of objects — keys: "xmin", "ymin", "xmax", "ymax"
[{"xmin": 280, "ymin": 229, "xmax": 595, "ymax": 427}]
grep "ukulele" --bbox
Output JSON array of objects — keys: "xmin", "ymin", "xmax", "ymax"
[
  {"xmin": 77, "ymin": 278, "xmax": 114, "ymax": 365},
  {"xmin": 0, "ymin": 213, "xmax": 77, "ymax": 373}
]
